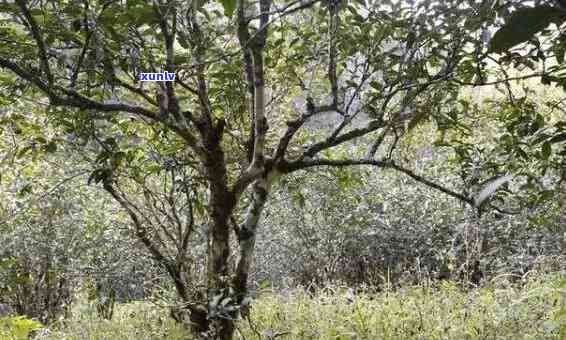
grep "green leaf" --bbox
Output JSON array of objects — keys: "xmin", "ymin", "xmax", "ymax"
[
  {"xmin": 515, "ymin": 147, "xmax": 528, "ymax": 160},
  {"xmin": 258, "ymin": 279, "xmax": 271, "ymax": 290},
  {"xmin": 553, "ymin": 42, "xmax": 566, "ymax": 64},
  {"xmin": 555, "ymin": 34, "xmax": 566, "ymax": 64},
  {"xmin": 0, "ymin": 316, "xmax": 44, "ymax": 339},
  {"xmin": 87, "ymin": 168, "xmax": 111, "ymax": 185},
  {"xmin": 16, "ymin": 146, "xmax": 32, "ymax": 158},
  {"xmin": 369, "ymin": 81, "xmax": 381, "ymax": 91},
  {"xmin": 548, "ymin": 132, "xmax": 566, "ymax": 144},
  {"xmin": 111, "ymin": 151, "xmax": 126, "ymax": 169},
  {"xmin": 489, "ymin": 6, "xmax": 566, "ymax": 53},
  {"xmin": 0, "ymin": 3, "xmax": 19, "ymax": 13},
  {"xmin": 17, "ymin": 183, "xmax": 33, "ymax": 197},
  {"xmin": 291, "ymin": 191, "xmax": 305, "ymax": 209},
  {"xmin": 345, "ymin": 80, "xmax": 358, "ymax": 88},
  {"xmin": 128, "ymin": 4, "xmax": 158, "ymax": 25},
  {"xmin": 43, "ymin": 140, "xmax": 57, "ymax": 153},
  {"xmin": 147, "ymin": 163, "xmax": 162, "ymax": 174},
  {"xmin": 218, "ymin": 0, "xmax": 236, "ymax": 18},
  {"xmin": 537, "ymin": 189, "xmax": 555, "ymax": 204},
  {"xmin": 177, "ymin": 32, "xmax": 190, "ymax": 49},
  {"xmin": 542, "ymin": 141, "xmax": 552, "ymax": 160}
]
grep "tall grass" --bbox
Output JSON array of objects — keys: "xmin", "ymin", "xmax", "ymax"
[{"xmin": 34, "ymin": 273, "xmax": 565, "ymax": 340}]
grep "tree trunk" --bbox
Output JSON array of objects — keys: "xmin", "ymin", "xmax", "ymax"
[
  {"xmin": 234, "ymin": 170, "xmax": 278, "ymax": 312},
  {"xmin": 206, "ymin": 199, "xmax": 236, "ymax": 339},
  {"xmin": 170, "ymin": 302, "xmax": 210, "ymax": 337},
  {"xmin": 203, "ymin": 139, "xmax": 238, "ymax": 339}
]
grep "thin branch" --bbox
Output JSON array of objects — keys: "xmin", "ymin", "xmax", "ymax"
[
  {"xmin": 186, "ymin": 8, "xmax": 213, "ymax": 129},
  {"xmin": 364, "ymin": 127, "xmax": 389, "ymax": 160},
  {"xmin": 16, "ymin": 0, "xmax": 53, "ymax": 83},
  {"xmin": 0, "ymin": 56, "xmax": 204, "ymax": 155},
  {"xmin": 248, "ymin": 0, "xmax": 319, "ymax": 20},
  {"xmin": 154, "ymin": 0, "xmax": 180, "ymax": 119},
  {"xmin": 452, "ymin": 73, "xmax": 544, "ymax": 86},
  {"xmin": 302, "ymin": 119, "xmax": 383, "ymax": 159},
  {"xmin": 237, "ymin": 0, "xmax": 257, "ymax": 163},
  {"xmin": 113, "ymin": 76, "xmax": 158, "ymax": 106},
  {"xmin": 103, "ymin": 182, "xmax": 191, "ymax": 300},
  {"xmin": 103, "ymin": 183, "xmax": 172, "ymax": 265},
  {"xmin": 285, "ymin": 158, "xmax": 474, "ymax": 206},
  {"xmin": 327, "ymin": 0, "xmax": 339, "ymax": 107},
  {"xmin": 70, "ymin": 0, "xmax": 93, "ymax": 88}
]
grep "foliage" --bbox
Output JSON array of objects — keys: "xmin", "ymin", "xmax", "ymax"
[
  {"xmin": 240, "ymin": 274, "xmax": 566, "ymax": 339},
  {"xmin": 256, "ymin": 165, "xmax": 566, "ymax": 289},
  {"xmin": 253, "ymin": 86, "xmax": 566, "ymax": 289},
  {"xmin": 486, "ymin": 2, "xmax": 566, "ymax": 91},
  {"xmin": 489, "ymin": 6, "xmax": 566, "ymax": 53},
  {"xmin": 0, "ymin": 315, "xmax": 44, "ymax": 340},
  {"xmin": 0, "ymin": 113, "xmax": 162, "ymax": 322},
  {"xmin": 35, "ymin": 272, "xmax": 566, "ymax": 340},
  {"xmin": 1, "ymin": 0, "xmax": 566, "ymax": 338},
  {"xmin": 37, "ymin": 298, "xmax": 190, "ymax": 340}
]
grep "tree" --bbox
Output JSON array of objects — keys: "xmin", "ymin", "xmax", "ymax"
[{"xmin": 1, "ymin": 0, "xmax": 565, "ymax": 338}]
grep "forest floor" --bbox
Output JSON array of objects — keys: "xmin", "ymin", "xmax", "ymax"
[{"xmin": 18, "ymin": 273, "xmax": 566, "ymax": 339}]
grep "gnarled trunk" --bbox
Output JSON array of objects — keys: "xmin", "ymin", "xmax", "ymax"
[{"xmin": 201, "ymin": 135, "xmax": 238, "ymax": 339}]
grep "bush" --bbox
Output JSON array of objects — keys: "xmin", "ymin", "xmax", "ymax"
[
  {"xmin": 0, "ymin": 181, "xmax": 163, "ymax": 324},
  {"xmin": 254, "ymin": 163, "xmax": 566, "ymax": 289},
  {"xmin": 0, "ymin": 316, "xmax": 44, "ymax": 340}
]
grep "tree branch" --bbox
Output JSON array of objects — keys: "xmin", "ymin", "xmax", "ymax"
[
  {"xmin": 186, "ymin": 8, "xmax": 213, "ymax": 130},
  {"xmin": 285, "ymin": 157, "xmax": 474, "ymax": 206},
  {"xmin": 0, "ymin": 55, "xmax": 206, "ymax": 154},
  {"xmin": 273, "ymin": 103, "xmax": 335, "ymax": 162},
  {"xmin": 237, "ymin": 0, "xmax": 257, "ymax": 163},
  {"xmin": 16, "ymin": 0, "xmax": 53, "ymax": 83},
  {"xmin": 247, "ymin": 0, "xmax": 271, "ymax": 171},
  {"xmin": 327, "ymin": 0, "xmax": 339, "ymax": 107},
  {"xmin": 155, "ymin": 0, "xmax": 180, "ymax": 119},
  {"xmin": 302, "ymin": 119, "xmax": 383, "ymax": 159},
  {"xmin": 103, "ymin": 182, "xmax": 191, "ymax": 301}
]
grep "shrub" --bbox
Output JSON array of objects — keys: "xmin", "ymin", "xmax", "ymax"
[{"xmin": 0, "ymin": 316, "xmax": 44, "ymax": 340}]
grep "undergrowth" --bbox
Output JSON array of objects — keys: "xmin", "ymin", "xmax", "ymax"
[{"xmin": 30, "ymin": 273, "xmax": 565, "ymax": 340}]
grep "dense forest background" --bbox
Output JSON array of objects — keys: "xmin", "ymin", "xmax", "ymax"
[{"xmin": 0, "ymin": 0, "xmax": 565, "ymax": 339}]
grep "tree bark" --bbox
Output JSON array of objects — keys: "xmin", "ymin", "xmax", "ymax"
[
  {"xmin": 233, "ymin": 170, "xmax": 278, "ymax": 302},
  {"xmin": 201, "ymin": 128, "xmax": 238, "ymax": 339}
]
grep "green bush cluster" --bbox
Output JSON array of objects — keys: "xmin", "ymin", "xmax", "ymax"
[{"xmin": 0, "ymin": 316, "xmax": 44, "ymax": 340}]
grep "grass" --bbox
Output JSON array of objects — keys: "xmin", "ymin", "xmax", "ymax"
[
  {"xmin": 25, "ymin": 300, "xmax": 185, "ymax": 340},
  {"xmin": 32, "ymin": 273, "xmax": 565, "ymax": 340}
]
